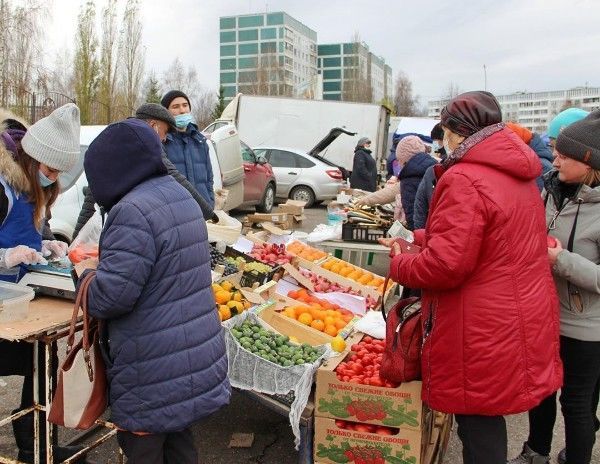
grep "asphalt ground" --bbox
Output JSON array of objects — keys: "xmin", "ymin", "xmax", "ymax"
[{"xmin": 0, "ymin": 203, "xmax": 597, "ymax": 463}]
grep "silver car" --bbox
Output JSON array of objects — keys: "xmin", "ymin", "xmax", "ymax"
[{"xmin": 252, "ymin": 146, "xmax": 344, "ymax": 207}]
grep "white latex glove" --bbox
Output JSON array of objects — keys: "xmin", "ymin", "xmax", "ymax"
[
  {"xmin": 2, "ymin": 245, "xmax": 47, "ymax": 268},
  {"xmin": 41, "ymin": 240, "xmax": 69, "ymax": 258}
]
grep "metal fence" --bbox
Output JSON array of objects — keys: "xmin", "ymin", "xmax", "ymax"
[{"xmin": 0, "ymin": 86, "xmax": 132, "ymax": 124}]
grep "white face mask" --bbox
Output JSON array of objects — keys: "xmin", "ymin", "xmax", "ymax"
[{"xmin": 431, "ymin": 141, "xmax": 440, "ymax": 153}]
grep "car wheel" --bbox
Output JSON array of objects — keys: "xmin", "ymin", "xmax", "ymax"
[
  {"xmin": 289, "ymin": 185, "xmax": 315, "ymax": 208},
  {"xmin": 256, "ymin": 183, "xmax": 275, "ymax": 213}
]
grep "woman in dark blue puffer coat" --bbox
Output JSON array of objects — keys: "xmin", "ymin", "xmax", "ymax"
[
  {"xmin": 82, "ymin": 119, "xmax": 230, "ymax": 463},
  {"xmin": 396, "ymin": 136, "xmax": 437, "ymax": 230}
]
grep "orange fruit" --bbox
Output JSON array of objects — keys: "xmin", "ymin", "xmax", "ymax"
[
  {"xmin": 220, "ymin": 281, "xmax": 234, "ymax": 292},
  {"xmin": 331, "ymin": 264, "xmax": 343, "ymax": 274},
  {"xmin": 334, "ymin": 319, "xmax": 346, "ymax": 330},
  {"xmin": 322, "ymin": 260, "xmax": 334, "ymax": 270},
  {"xmin": 340, "ymin": 267, "xmax": 353, "ymax": 277},
  {"xmin": 324, "ymin": 324, "xmax": 338, "ymax": 337},
  {"xmin": 342, "ymin": 314, "xmax": 353, "ymax": 323},
  {"xmin": 215, "ymin": 290, "xmax": 232, "ymax": 305},
  {"xmin": 298, "ymin": 312, "xmax": 313, "ymax": 325},
  {"xmin": 218, "ymin": 305, "xmax": 231, "ymax": 321},
  {"xmin": 288, "ymin": 290, "xmax": 300, "ymax": 300},
  {"xmin": 324, "ymin": 316, "xmax": 336, "ymax": 326},
  {"xmin": 310, "ymin": 319, "xmax": 325, "ymax": 331},
  {"xmin": 358, "ymin": 275, "xmax": 372, "ymax": 285},
  {"xmin": 296, "ymin": 306, "xmax": 311, "ymax": 315},
  {"xmin": 283, "ymin": 307, "xmax": 297, "ymax": 319},
  {"xmin": 347, "ymin": 270, "xmax": 361, "ymax": 280}
]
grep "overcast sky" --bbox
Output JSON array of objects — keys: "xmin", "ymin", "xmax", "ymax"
[{"xmin": 46, "ymin": 0, "xmax": 600, "ymax": 106}]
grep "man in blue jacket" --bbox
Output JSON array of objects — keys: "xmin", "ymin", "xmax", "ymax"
[
  {"xmin": 161, "ymin": 90, "xmax": 215, "ymax": 207},
  {"xmin": 82, "ymin": 119, "xmax": 230, "ymax": 463}
]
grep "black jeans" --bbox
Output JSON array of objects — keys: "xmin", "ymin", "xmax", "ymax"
[
  {"xmin": 455, "ymin": 414, "xmax": 507, "ymax": 464},
  {"xmin": 116, "ymin": 428, "xmax": 198, "ymax": 464},
  {"xmin": 528, "ymin": 336, "xmax": 600, "ymax": 463}
]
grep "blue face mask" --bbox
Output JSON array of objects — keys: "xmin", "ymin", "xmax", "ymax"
[
  {"xmin": 38, "ymin": 170, "xmax": 55, "ymax": 187},
  {"xmin": 431, "ymin": 141, "xmax": 440, "ymax": 153},
  {"xmin": 174, "ymin": 113, "xmax": 193, "ymax": 129}
]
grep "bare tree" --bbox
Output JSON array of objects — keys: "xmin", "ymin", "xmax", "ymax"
[
  {"xmin": 119, "ymin": 0, "xmax": 144, "ymax": 115},
  {"xmin": 342, "ymin": 33, "xmax": 372, "ymax": 103},
  {"xmin": 161, "ymin": 58, "xmax": 214, "ymax": 127},
  {"xmin": 47, "ymin": 49, "xmax": 75, "ymax": 97},
  {"xmin": 162, "ymin": 57, "xmax": 189, "ymax": 94},
  {"xmin": 0, "ymin": 0, "xmax": 49, "ymax": 117},
  {"xmin": 393, "ymin": 72, "xmax": 418, "ymax": 116},
  {"xmin": 194, "ymin": 89, "xmax": 217, "ymax": 130},
  {"xmin": 97, "ymin": 0, "xmax": 119, "ymax": 122},
  {"xmin": 238, "ymin": 54, "xmax": 291, "ymax": 97},
  {"xmin": 73, "ymin": 0, "xmax": 99, "ymax": 124},
  {"xmin": 445, "ymin": 81, "xmax": 461, "ymax": 99}
]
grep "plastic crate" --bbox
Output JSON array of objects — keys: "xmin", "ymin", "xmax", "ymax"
[
  {"xmin": 224, "ymin": 247, "xmax": 283, "ymax": 288},
  {"xmin": 341, "ymin": 222, "xmax": 388, "ymax": 243}
]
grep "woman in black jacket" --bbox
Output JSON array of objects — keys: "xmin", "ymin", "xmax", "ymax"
[{"xmin": 349, "ymin": 137, "xmax": 377, "ymax": 192}]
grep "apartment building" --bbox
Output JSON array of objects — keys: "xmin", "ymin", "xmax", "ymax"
[
  {"xmin": 317, "ymin": 41, "xmax": 393, "ymax": 103},
  {"xmin": 219, "ymin": 12, "xmax": 318, "ymax": 102},
  {"xmin": 428, "ymin": 87, "xmax": 600, "ymax": 133}
]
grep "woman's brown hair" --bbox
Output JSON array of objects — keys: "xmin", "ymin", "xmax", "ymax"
[
  {"xmin": 14, "ymin": 144, "xmax": 59, "ymax": 230},
  {"xmin": 582, "ymin": 168, "xmax": 600, "ymax": 187}
]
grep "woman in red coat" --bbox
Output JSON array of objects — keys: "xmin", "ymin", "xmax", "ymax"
[{"xmin": 383, "ymin": 91, "xmax": 562, "ymax": 463}]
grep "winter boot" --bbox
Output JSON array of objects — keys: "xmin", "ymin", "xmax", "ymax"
[
  {"xmin": 12, "ymin": 409, "xmax": 88, "ymax": 464},
  {"xmin": 556, "ymin": 448, "xmax": 566, "ymax": 464},
  {"xmin": 507, "ymin": 442, "xmax": 550, "ymax": 464}
]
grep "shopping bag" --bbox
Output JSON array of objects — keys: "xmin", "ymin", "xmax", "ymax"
[
  {"xmin": 48, "ymin": 271, "xmax": 107, "ymax": 429},
  {"xmin": 379, "ymin": 277, "xmax": 422, "ymax": 383}
]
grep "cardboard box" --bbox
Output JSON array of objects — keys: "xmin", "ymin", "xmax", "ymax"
[
  {"xmin": 276, "ymin": 199, "xmax": 306, "ymax": 216},
  {"xmin": 246, "ymin": 212, "xmax": 290, "ymax": 228},
  {"xmin": 314, "ymin": 417, "xmax": 423, "ymax": 464},
  {"xmin": 253, "ymin": 300, "xmax": 332, "ymax": 346},
  {"xmin": 303, "ymin": 259, "xmax": 396, "ymax": 303},
  {"xmin": 271, "ymin": 291, "xmax": 359, "ymax": 339},
  {"xmin": 315, "ymin": 349, "xmax": 423, "ymax": 430}
]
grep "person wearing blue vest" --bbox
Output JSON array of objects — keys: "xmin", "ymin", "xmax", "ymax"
[
  {"xmin": 161, "ymin": 90, "xmax": 215, "ymax": 208},
  {"xmin": 0, "ymin": 104, "xmax": 86, "ymax": 463}
]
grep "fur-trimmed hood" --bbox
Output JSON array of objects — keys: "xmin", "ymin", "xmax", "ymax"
[
  {"xmin": 0, "ymin": 107, "xmax": 29, "ymax": 133},
  {"xmin": 0, "ymin": 142, "xmax": 30, "ymax": 194},
  {"xmin": 0, "ymin": 108, "xmax": 30, "ymax": 194}
]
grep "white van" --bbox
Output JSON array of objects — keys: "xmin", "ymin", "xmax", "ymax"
[{"xmin": 49, "ymin": 124, "xmax": 245, "ymax": 242}]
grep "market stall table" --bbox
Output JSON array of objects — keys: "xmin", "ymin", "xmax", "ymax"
[
  {"xmin": 316, "ymin": 240, "xmax": 390, "ymax": 269},
  {"xmin": 0, "ymin": 296, "xmax": 119, "ymax": 464}
]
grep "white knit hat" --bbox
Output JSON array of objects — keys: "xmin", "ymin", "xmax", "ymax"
[{"xmin": 21, "ymin": 103, "xmax": 81, "ymax": 172}]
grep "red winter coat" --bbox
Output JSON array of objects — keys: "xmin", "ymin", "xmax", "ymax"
[{"xmin": 390, "ymin": 127, "xmax": 562, "ymax": 416}]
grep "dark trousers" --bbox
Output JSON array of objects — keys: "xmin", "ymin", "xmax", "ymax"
[
  {"xmin": 116, "ymin": 428, "xmax": 198, "ymax": 464},
  {"xmin": 528, "ymin": 336, "xmax": 600, "ymax": 463},
  {"xmin": 455, "ymin": 414, "xmax": 507, "ymax": 464}
]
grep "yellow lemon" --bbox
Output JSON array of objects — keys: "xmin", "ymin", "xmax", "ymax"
[{"xmin": 331, "ymin": 336, "xmax": 346, "ymax": 353}]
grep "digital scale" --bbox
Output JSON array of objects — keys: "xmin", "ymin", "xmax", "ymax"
[{"xmin": 18, "ymin": 259, "xmax": 76, "ymax": 300}]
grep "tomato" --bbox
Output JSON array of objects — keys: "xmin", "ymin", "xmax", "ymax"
[
  {"xmin": 363, "ymin": 336, "xmax": 374, "ymax": 343},
  {"xmin": 369, "ymin": 377, "xmax": 383, "ymax": 387},
  {"xmin": 376, "ymin": 426, "xmax": 394, "ymax": 435},
  {"xmin": 353, "ymin": 423, "xmax": 371, "ymax": 433}
]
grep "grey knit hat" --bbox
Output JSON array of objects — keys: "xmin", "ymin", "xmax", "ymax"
[
  {"xmin": 21, "ymin": 103, "xmax": 81, "ymax": 172},
  {"xmin": 135, "ymin": 103, "xmax": 176, "ymax": 129},
  {"xmin": 555, "ymin": 110, "xmax": 600, "ymax": 170}
]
